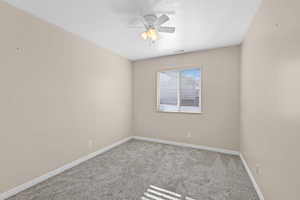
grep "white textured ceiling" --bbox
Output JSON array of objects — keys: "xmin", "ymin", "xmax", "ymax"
[{"xmin": 4, "ymin": 0, "xmax": 261, "ymax": 60}]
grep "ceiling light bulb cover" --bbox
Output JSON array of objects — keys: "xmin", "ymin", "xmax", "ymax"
[
  {"xmin": 147, "ymin": 29, "xmax": 158, "ymax": 40},
  {"xmin": 151, "ymin": 32, "xmax": 158, "ymax": 40},
  {"xmin": 141, "ymin": 32, "xmax": 148, "ymax": 40}
]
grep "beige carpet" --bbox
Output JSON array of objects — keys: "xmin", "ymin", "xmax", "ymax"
[{"xmin": 7, "ymin": 139, "xmax": 259, "ymax": 200}]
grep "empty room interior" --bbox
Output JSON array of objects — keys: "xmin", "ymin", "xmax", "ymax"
[{"xmin": 0, "ymin": 0, "xmax": 299, "ymax": 199}]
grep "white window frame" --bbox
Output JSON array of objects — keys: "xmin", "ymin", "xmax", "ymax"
[{"xmin": 156, "ymin": 66, "xmax": 202, "ymax": 114}]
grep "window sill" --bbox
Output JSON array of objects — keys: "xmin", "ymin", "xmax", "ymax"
[{"xmin": 157, "ymin": 109, "xmax": 203, "ymax": 114}]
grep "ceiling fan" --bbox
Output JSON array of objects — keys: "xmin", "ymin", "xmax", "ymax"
[{"xmin": 137, "ymin": 14, "xmax": 176, "ymax": 41}]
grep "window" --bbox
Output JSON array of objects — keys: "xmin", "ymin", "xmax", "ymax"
[{"xmin": 157, "ymin": 67, "xmax": 201, "ymax": 113}]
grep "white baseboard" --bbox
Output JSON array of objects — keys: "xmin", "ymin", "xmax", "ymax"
[
  {"xmin": 132, "ymin": 136, "xmax": 240, "ymax": 156},
  {"xmin": 0, "ymin": 136, "xmax": 264, "ymax": 200},
  {"xmin": 0, "ymin": 136, "xmax": 133, "ymax": 200},
  {"xmin": 240, "ymin": 154, "xmax": 265, "ymax": 200}
]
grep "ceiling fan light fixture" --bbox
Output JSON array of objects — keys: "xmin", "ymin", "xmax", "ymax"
[
  {"xmin": 135, "ymin": 14, "xmax": 175, "ymax": 42},
  {"xmin": 141, "ymin": 28, "xmax": 158, "ymax": 41},
  {"xmin": 147, "ymin": 28, "xmax": 158, "ymax": 40}
]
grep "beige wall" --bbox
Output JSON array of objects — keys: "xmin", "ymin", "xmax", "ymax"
[
  {"xmin": 0, "ymin": 2, "xmax": 132, "ymax": 192},
  {"xmin": 4, "ymin": 0, "xmax": 299, "ymax": 197},
  {"xmin": 241, "ymin": 0, "xmax": 300, "ymax": 199},
  {"xmin": 133, "ymin": 46, "xmax": 241, "ymax": 151}
]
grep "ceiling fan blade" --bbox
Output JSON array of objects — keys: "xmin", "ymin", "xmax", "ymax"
[
  {"xmin": 158, "ymin": 26, "xmax": 175, "ymax": 33},
  {"xmin": 128, "ymin": 16, "xmax": 149, "ymax": 30},
  {"xmin": 155, "ymin": 14, "xmax": 169, "ymax": 26},
  {"xmin": 144, "ymin": 14, "xmax": 157, "ymax": 25}
]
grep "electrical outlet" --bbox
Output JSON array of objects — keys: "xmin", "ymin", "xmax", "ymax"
[
  {"xmin": 187, "ymin": 131, "xmax": 192, "ymax": 138},
  {"xmin": 16, "ymin": 47, "xmax": 23, "ymax": 52},
  {"xmin": 88, "ymin": 140, "xmax": 93, "ymax": 150},
  {"xmin": 255, "ymin": 164, "xmax": 261, "ymax": 175}
]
